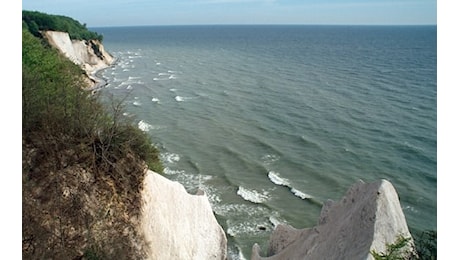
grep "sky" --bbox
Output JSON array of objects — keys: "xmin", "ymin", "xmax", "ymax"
[{"xmin": 21, "ymin": 0, "xmax": 437, "ymax": 27}]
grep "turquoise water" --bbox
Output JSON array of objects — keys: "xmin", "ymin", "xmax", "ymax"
[{"xmin": 94, "ymin": 25, "xmax": 436, "ymax": 259}]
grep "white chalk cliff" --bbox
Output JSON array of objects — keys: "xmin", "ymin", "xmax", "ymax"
[
  {"xmin": 43, "ymin": 30, "xmax": 114, "ymax": 88},
  {"xmin": 141, "ymin": 170, "xmax": 227, "ymax": 259},
  {"xmin": 252, "ymin": 179, "xmax": 416, "ymax": 260}
]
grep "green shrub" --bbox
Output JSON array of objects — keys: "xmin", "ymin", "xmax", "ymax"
[
  {"xmin": 371, "ymin": 235, "xmax": 416, "ymax": 260},
  {"xmin": 414, "ymin": 230, "xmax": 437, "ymax": 260}
]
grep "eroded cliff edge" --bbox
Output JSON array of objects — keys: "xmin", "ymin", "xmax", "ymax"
[{"xmin": 252, "ymin": 179, "xmax": 417, "ymax": 260}]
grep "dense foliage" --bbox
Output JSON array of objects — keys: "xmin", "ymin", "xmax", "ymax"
[
  {"xmin": 22, "ymin": 10, "xmax": 103, "ymax": 41},
  {"xmin": 414, "ymin": 230, "xmax": 437, "ymax": 260},
  {"xmin": 22, "ymin": 26, "xmax": 162, "ymax": 259}
]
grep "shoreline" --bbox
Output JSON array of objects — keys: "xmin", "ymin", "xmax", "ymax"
[{"xmin": 86, "ymin": 56, "xmax": 119, "ymax": 93}]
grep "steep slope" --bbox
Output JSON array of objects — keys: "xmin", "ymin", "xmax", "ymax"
[{"xmin": 43, "ymin": 30, "xmax": 114, "ymax": 89}]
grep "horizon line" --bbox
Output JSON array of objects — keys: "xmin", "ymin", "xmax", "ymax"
[{"xmin": 89, "ymin": 23, "xmax": 437, "ymax": 28}]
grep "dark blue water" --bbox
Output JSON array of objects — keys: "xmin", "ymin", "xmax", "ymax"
[{"xmin": 94, "ymin": 25, "xmax": 436, "ymax": 259}]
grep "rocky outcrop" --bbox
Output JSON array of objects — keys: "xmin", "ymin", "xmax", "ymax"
[
  {"xmin": 140, "ymin": 170, "xmax": 227, "ymax": 260},
  {"xmin": 43, "ymin": 30, "xmax": 114, "ymax": 89},
  {"xmin": 252, "ymin": 179, "xmax": 416, "ymax": 260}
]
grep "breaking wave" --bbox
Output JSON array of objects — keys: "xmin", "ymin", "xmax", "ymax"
[
  {"xmin": 268, "ymin": 171, "xmax": 290, "ymax": 187},
  {"xmin": 290, "ymin": 188, "xmax": 313, "ymax": 200},
  {"xmin": 138, "ymin": 120, "xmax": 153, "ymax": 132},
  {"xmin": 236, "ymin": 186, "xmax": 270, "ymax": 204}
]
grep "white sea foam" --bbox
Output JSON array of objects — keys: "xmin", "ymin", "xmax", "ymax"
[
  {"xmin": 269, "ymin": 216, "xmax": 283, "ymax": 227},
  {"xmin": 262, "ymin": 154, "xmax": 280, "ymax": 165},
  {"xmin": 214, "ymin": 203, "xmax": 269, "ymax": 218},
  {"xmin": 175, "ymin": 96, "xmax": 195, "ymax": 102},
  {"xmin": 163, "ymin": 167, "xmax": 185, "ymax": 175},
  {"xmin": 127, "ymin": 85, "xmax": 133, "ymax": 89},
  {"xmin": 198, "ymin": 185, "xmax": 222, "ymax": 205},
  {"xmin": 226, "ymin": 218, "xmax": 272, "ymax": 238},
  {"xmin": 237, "ymin": 186, "xmax": 269, "ymax": 204},
  {"xmin": 151, "ymin": 98, "xmax": 160, "ymax": 103},
  {"xmin": 290, "ymin": 188, "xmax": 313, "ymax": 200},
  {"xmin": 268, "ymin": 171, "xmax": 290, "ymax": 187},
  {"xmin": 133, "ymin": 101, "xmax": 142, "ymax": 106},
  {"xmin": 168, "ymin": 171, "xmax": 216, "ymax": 198},
  {"xmin": 226, "ymin": 225, "xmax": 239, "ymax": 238},
  {"xmin": 226, "ymin": 222, "xmax": 257, "ymax": 238},
  {"xmin": 138, "ymin": 120, "xmax": 153, "ymax": 132},
  {"xmin": 403, "ymin": 205, "xmax": 419, "ymax": 213},
  {"xmin": 169, "ymin": 75, "xmax": 178, "ymax": 79},
  {"xmin": 158, "ymin": 72, "xmax": 169, "ymax": 76},
  {"xmin": 169, "ymin": 88, "xmax": 177, "ymax": 92},
  {"xmin": 160, "ymin": 152, "xmax": 180, "ymax": 163},
  {"xmin": 175, "ymin": 96, "xmax": 185, "ymax": 102},
  {"xmin": 156, "ymin": 62, "xmax": 161, "ymax": 65}
]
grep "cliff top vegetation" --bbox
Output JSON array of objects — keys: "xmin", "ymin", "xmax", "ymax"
[{"xmin": 22, "ymin": 10, "xmax": 103, "ymax": 41}]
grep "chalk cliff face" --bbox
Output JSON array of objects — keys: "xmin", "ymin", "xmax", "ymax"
[
  {"xmin": 141, "ymin": 170, "xmax": 227, "ymax": 260},
  {"xmin": 43, "ymin": 30, "xmax": 114, "ymax": 88},
  {"xmin": 252, "ymin": 179, "xmax": 416, "ymax": 260}
]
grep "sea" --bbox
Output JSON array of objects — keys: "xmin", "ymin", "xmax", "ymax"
[{"xmin": 93, "ymin": 25, "xmax": 436, "ymax": 259}]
